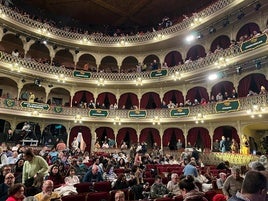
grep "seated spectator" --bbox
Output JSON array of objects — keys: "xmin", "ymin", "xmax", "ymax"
[
  {"xmin": 259, "ymin": 85, "xmax": 267, "ymax": 95},
  {"xmin": 103, "ymin": 164, "xmax": 117, "ymax": 182},
  {"xmin": 216, "ymin": 172, "xmax": 227, "ymax": 189},
  {"xmin": 161, "ymin": 101, "xmax": 168, "ymax": 108},
  {"xmin": 82, "ymin": 164, "xmax": 103, "ymax": 182},
  {"xmin": 56, "ymin": 139, "xmax": 66, "ymax": 151},
  {"xmin": 7, "ymin": 151, "xmax": 19, "ymax": 165},
  {"xmin": 195, "ymin": 170, "xmax": 213, "ymax": 192},
  {"xmin": 167, "ymin": 173, "xmax": 181, "ymax": 196},
  {"xmin": 113, "ymin": 174, "xmax": 130, "ymax": 190},
  {"xmin": 64, "ymin": 168, "xmax": 80, "ymax": 186},
  {"xmin": 6, "ymin": 183, "xmax": 25, "ymax": 201},
  {"xmin": 11, "ymin": 49, "xmax": 19, "ymax": 57},
  {"xmin": 117, "ymin": 158, "xmax": 126, "ymax": 169},
  {"xmin": 216, "ymin": 93, "xmax": 223, "ymax": 102},
  {"xmin": 150, "ymin": 175, "xmax": 170, "ymax": 199},
  {"xmin": 183, "ymin": 161, "xmax": 198, "ymax": 177},
  {"xmin": 0, "ymin": 173, "xmax": 15, "ymax": 201},
  {"xmin": 120, "ymin": 142, "xmax": 128, "ymax": 150},
  {"xmin": 45, "ymin": 165, "xmax": 64, "ymax": 188},
  {"xmin": 75, "ymin": 158, "xmax": 88, "ymax": 181},
  {"xmin": 179, "ymin": 175, "xmax": 207, "ymax": 201},
  {"xmin": 115, "ymin": 190, "xmax": 125, "ymax": 201},
  {"xmin": 34, "ymin": 180, "xmax": 60, "ymax": 201},
  {"xmin": 247, "ymin": 90, "xmax": 257, "ymax": 97},
  {"xmin": 14, "ymin": 159, "xmax": 24, "ymax": 183}
]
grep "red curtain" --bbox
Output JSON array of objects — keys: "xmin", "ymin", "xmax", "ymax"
[
  {"xmin": 96, "ymin": 92, "xmax": 117, "ymax": 105},
  {"xmin": 163, "ymin": 90, "xmax": 184, "ymax": 105},
  {"xmin": 236, "ymin": 22, "xmax": 261, "ymax": 41},
  {"xmin": 164, "ymin": 51, "xmax": 183, "ymax": 67},
  {"xmin": 116, "ymin": 127, "xmax": 138, "ymax": 147},
  {"xmin": 140, "ymin": 92, "xmax": 161, "ymax": 109},
  {"xmin": 73, "ymin": 91, "xmax": 94, "ymax": 104},
  {"xmin": 162, "ymin": 128, "xmax": 184, "ymax": 146},
  {"xmin": 186, "ymin": 45, "xmax": 206, "ymax": 61},
  {"xmin": 187, "ymin": 127, "xmax": 211, "ymax": 149},
  {"xmin": 69, "ymin": 126, "xmax": 91, "ymax": 152},
  {"xmin": 95, "ymin": 127, "xmax": 115, "ymax": 141},
  {"xmin": 211, "ymin": 81, "xmax": 234, "ymax": 97},
  {"xmin": 238, "ymin": 73, "xmax": 268, "ymax": 97},
  {"xmin": 186, "ymin": 87, "xmax": 209, "ymax": 103},
  {"xmin": 213, "ymin": 126, "xmax": 239, "ymax": 144},
  {"xmin": 140, "ymin": 128, "xmax": 161, "ymax": 146},
  {"xmin": 210, "ymin": 35, "xmax": 231, "ymax": 52},
  {"xmin": 118, "ymin": 93, "xmax": 139, "ymax": 109}
]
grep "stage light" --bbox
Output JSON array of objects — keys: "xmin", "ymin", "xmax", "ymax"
[
  {"xmin": 75, "ymin": 49, "xmax": 79, "ymax": 54},
  {"xmin": 209, "ymin": 26, "xmax": 216, "ymax": 34},
  {"xmin": 208, "ymin": 73, "xmax": 218, "ymax": 81},
  {"xmin": 236, "ymin": 67, "xmax": 242, "ymax": 75},
  {"xmin": 186, "ymin": 34, "xmax": 195, "ymax": 42},
  {"xmin": 255, "ymin": 60, "xmax": 262, "ymax": 69}
]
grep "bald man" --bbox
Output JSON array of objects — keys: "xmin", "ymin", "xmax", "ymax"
[
  {"xmin": 34, "ymin": 180, "xmax": 61, "ymax": 201},
  {"xmin": 83, "ymin": 164, "xmax": 103, "ymax": 182}
]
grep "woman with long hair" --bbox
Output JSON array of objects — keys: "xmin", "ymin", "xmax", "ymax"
[
  {"xmin": 6, "ymin": 183, "xmax": 26, "ymax": 201},
  {"xmin": 45, "ymin": 165, "xmax": 64, "ymax": 188}
]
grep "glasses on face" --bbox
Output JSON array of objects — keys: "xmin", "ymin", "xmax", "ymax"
[
  {"xmin": 4, "ymin": 168, "xmax": 11, "ymax": 171},
  {"xmin": 6, "ymin": 176, "xmax": 15, "ymax": 179}
]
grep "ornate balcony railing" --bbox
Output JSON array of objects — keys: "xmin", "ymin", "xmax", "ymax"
[
  {"xmin": 0, "ymin": 45, "xmax": 243, "ymax": 82},
  {"xmin": 0, "ymin": 94, "xmax": 267, "ymax": 122},
  {"xmin": 0, "ymin": 0, "xmax": 235, "ymax": 46}
]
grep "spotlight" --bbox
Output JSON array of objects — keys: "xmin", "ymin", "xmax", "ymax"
[
  {"xmin": 186, "ymin": 34, "xmax": 195, "ymax": 42},
  {"xmin": 75, "ymin": 49, "xmax": 79, "ymax": 54},
  {"xmin": 21, "ymin": 78, "xmax": 26, "ymax": 83},
  {"xmin": 255, "ymin": 3, "xmax": 261, "ymax": 11},
  {"xmin": 26, "ymin": 37, "xmax": 31, "ymax": 42},
  {"xmin": 209, "ymin": 26, "xmax": 216, "ymax": 34},
  {"xmin": 236, "ymin": 67, "xmax": 242, "ymax": 75},
  {"xmin": 42, "ymin": 40, "xmax": 47, "ymax": 45},
  {"xmin": 53, "ymin": 44, "xmax": 58, "ymax": 50},
  {"xmin": 34, "ymin": 79, "xmax": 41, "ymax": 87},
  {"xmin": 237, "ymin": 10, "xmax": 245, "ymax": 20},
  {"xmin": 3, "ymin": 28, "xmax": 7, "ymax": 33},
  {"xmin": 255, "ymin": 60, "xmax": 262, "ymax": 69},
  {"xmin": 197, "ymin": 33, "xmax": 203, "ymax": 39}
]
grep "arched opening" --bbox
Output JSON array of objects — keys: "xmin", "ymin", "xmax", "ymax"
[
  {"xmin": 164, "ymin": 51, "xmax": 183, "ymax": 67},
  {"xmin": 140, "ymin": 128, "xmax": 161, "ymax": 149},
  {"xmin": 117, "ymin": 127, "xmax": 137, "ymax": 148},
  {"xmin": 186, "ymin": 86, "xmax": 209, "ymax": 103},
  {"xmin": 118, "ymin": 93, "xmax": 139, "ymax": 109},
  {"xmin": 72, "ymin": 91, "xmax": 94, "ymax": 107},
  {"xmin": 0, "ymin": 119, "xmax": 11, "ymax": 143},
  {"xmin": 163, "ymin": 90, "xmax": 184, "ymax": 106},
  {"xmin": 77, "ymin": 53, "xmax": 97, "ymax": 71},
  {"xmin": 210, "ymin": 35, "xmax": 231, "ymax": 52},
  {"xmin": 95, "ymin": 127, "xmax": 115, "ymax": 147},
  {"xmin": 0, "ymin": 33, "xmax": 24, "ymax": 56},
  {"xmin": 121, "ymin": 56, "xmax": 139, "ymax": 73},
  {"xmin": 236, "ymin": 22, "xmax": 261, "ymax": 41},
  {"xmin": 53, "ymin": 49, "xmax": 75, "ymax": 69},
  {"xmin": 187, "ymin": 127, "xmax": 211, "ymax": 150},
  {"xmin": 0, "ymin": 77, "xmax": 18, "ymax": 99},
  {"xmin": 27, "ymin": 42, "xmax": 50, "ymax": 63},
  {"xmin": 163, "ymin": 128, "xmax": 185, "ymax": 150},
  {"xmin": 96, "ymin": 92, "xmax": 117, "ymax": 109},
  {"xmin": 48, "ymin": 87, "xmax": 71, "ymax": 106},
  {"xmin": 70, "ymin": 126, "xmax": 91, "ymax": 152},
  {"xmin": 143, "ymin": 54, "xmax": 160, "ymax": 70},
  {"xmin": 186, "ymin": 45, "xmax": 206, "ymax": 61},
  {"xmin": 140, "ymin": 92, "xmax": 161, "ymax": 109},
  {"xmin": 99, "ymin": 56, "xmax": 118, "ymax": 73}
]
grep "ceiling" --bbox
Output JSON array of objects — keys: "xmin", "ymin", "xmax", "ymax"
[{"xmin": 13, "ymin": 0, "xmax": 214, "ymax": 33}]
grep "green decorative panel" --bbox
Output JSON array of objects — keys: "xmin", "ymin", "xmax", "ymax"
[
  {"xmin": 128, "ymin": 110, "xmax": 147, "ymax": 118},
  {"xmin": 20, "ymin": 101, "xmax": 50, "ymax": 110},
  {"xmin": 215, "ymin": 100, "xmax": 240, "ymax": 113},
  {"xmin": 89, "ymin": 109, "xmax": 109, "ymax": 117},
  {"xmin": 240, "ymin": 33, "xmax": 267, "ymax": 52},
  {"xmin": 150, "ymin": 69, "xmax": 168, "ymax": 78},
  {"xmin": 73, "ymin": 70, "xmax": 91, "ymax": 78},
  {"xmin": 170, "ymin": 107, "xmax": 190, "ymax": 117}
]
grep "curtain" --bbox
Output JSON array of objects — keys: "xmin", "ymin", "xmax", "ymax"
[
  {"xmin": 95, "ymin": 127, "xmax": 115, "ymax": 144},
  {"xmin": 186, "ymin": 87, "xmax": 209, "ymax": 102},
  {"xmin": 213, "ymin": 126, "xmax": 239, "ymax": 143},
  {"xmin": 210, "ymin": 35, "xmax": 231, "ymax": 52},
  {"xmin": 140, "ymin": 128, "xmax": 161, "ymax": 147},
  {"xmin": 211, "ymin": 81, "xmax": 234, "ymax": 97},
  {"xmin": 236, "ymin": 23, "xmax": 261, "ymax": 41},
  {"xmin": 140, "ymin": 92, "xmax": 161, "ymax": 109},
  {"xmin": 117, "ymin": 127, "xmax": 138, "ymax": 148},
  {"xmin": 96, "ymin": 92, "xmax": 117, "ymax": 106},
  {"xmin": 69, "ymin": 126, "xmax": 91, "ymax": 152},
  {"xmin": 163, "ymin": 90, "xmax": 184, "ymax": 105},
  {"xmin": 118, "ymin": 93, "xmax": 139, "ymax": 109},
  {"xmin": 186, "ymin": 45, "xmax": 206, "ymax": 61},
  {"xmin": 187, "ymin": 127, "xmax": 210, "ymax": 149},
  {"xmin": 164, "ymin": 51, "xmax": 183, "ymax": 67},
  {"xmin": 162, "ymin": 128, "xmax": 184, "ymax": 147}
]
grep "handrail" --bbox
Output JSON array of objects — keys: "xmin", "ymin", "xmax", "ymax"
[
  {"xmin": 0, "ymin": 94, "xmax": 267, "ymax": 122},
  {"xmin": 0, "ymin": 0, "xmax": 234, "ymax": 46}
]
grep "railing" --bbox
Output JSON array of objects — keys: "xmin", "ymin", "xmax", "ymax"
[
  {"xmin": 0, "ymin": 94, "xmax": 267, "ymax": 122},
  {"xmin": 0, "ymin": 45, "xmax": 242, "ymax": 82},
  {"xmin": 0, "ymin": 0, "xmax": 234, "ymax": 46}
]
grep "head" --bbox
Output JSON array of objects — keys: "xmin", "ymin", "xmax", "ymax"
[
  {"xmin": 171, "ymin": 173, "xmax": 179, "ymax": 184},
  {"xmin": 154, "ymin": 175, "xmax": 162, "ymax": 184},
  {"xmin": 5, "ymin": 173, "xmax": 15, "ymax": 186},
  {"xmin": 8, "ymin": 183, "xmax": 25, "ymax": 198},
  {"xmin": 50, "ymin": 164, "xmax": 59, "ymax": 175},
  {"xmin": 219, "ymin": 172, "xmax": 227, "ymax": 181},
  {"xmin": 241, "ymin": 171, "xmax": 267, "ymax": 201},
  {"xmin": 179, "ymin": 175, "xmax": 195, "ymax": 195},
  {"xmin": 1, "ymin": 165, "xmax": 12, "ymax": 176},
  {"xmin": 42, "ymin": 180, "xmax": 54, "ymax": 194},
  {"xmin": 23, "ymin": 149, "xmax": 35, "ymax": 162},
  {"xmin": 91, "ymin": 165, "xmax": 99, "ymax": 175},
  {"xmin": 68, "ymin": 168, "xmax": 76, "ymax": 176},
  {"xmin": 115, "ymin": 190, "xmax": 125, "ymax": 201},
  {"xmin": 231, "ymin": 166, "xmax": 241, "ymax": 179},
  {"xmin": 251, "ymin": 161, "xmax": 265, "ymax": 171}
]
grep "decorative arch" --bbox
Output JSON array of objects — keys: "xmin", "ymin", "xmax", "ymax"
[
  {"xmin": 118, "ymin": 92, "xmax": 139, "ymax": 109},
  {"xmin": 211, "ymin": 81, "xmax": 234, "ymax": 97},
  {"xmin": 140, "ymin": 92, "xmax": 161, "ymax": 109},
  {"xmin": 0, "ymin": 33, "xmax": 24, "ymax": 55},
  {"xmin": 236, "ymin": 22, "xmax": 261, "ymax": 41},
  {"xmin": 140, "ymin": 128, "xmax": 160, "ymax": 149},
  {"xmin": 0, "ymin": 77, "xmax": 18, "ymax": 99},
  {"xmin": 121, "ymin": 56, "xmax": 139, "ymax": 73},
  {"xmin": 54, "ymin": 49, "xmax": 75, "ymax": 69},
  {"xmin": 95, "ymin": 127, "xmax": 115, "ymax": 146},
  {"xmin": 27, "ymin": 42, "xmax": 50, "ymax": 62},
  {"xmin": 238, "ymin": 73, "xmax": 268, "ymax": 97},
  {"xmin": 117, "ymin": 127, "xmax": 138, "ymax": 148},
  {"xmin": 77, "ymin": 53, "xmax": 97, "ymax": 71},
  {"xmin": 96, "ymin": 92, "xmax": 117, "ymax": 109},
  {"xmin": 186, "ymin": 86, "xmax": 209, "ymax": 103},
  {"xmin": 213, "ymin": 126, "xmax": 239, "ymax": 144},
  {"xmin": 72, "ymin": 91, "xmax": 94, "ymax": 106},
  {"xmin": 15, "ymin": 121, "xmax": 41, "ymax": 142},
  {"xmin": 164, "ymin": 51, "xmax": 183, "ymax": 67},
  {"xmin": 70, "ymin": 126, "xmax": 91, "ymax": 152},
  {"xmin": 143, "ymin": 54, "xmax": 160, "ymax": 67},
  {"xmin": 43, "ymin": 124, "xmax": 67, "ymax": 144},
  {"xmin": 163, "ymin": 90, "xmax": 184, "ymax": 105},
  {"xmin": 186, "ymin": 45, "xmax": 206, "ymax": 61},
  {"xmin": 21, "ymin": 83, "xmax": 46, "ymax": 103},
  {"xmin": 187, "ymin": 127, "xmax": 211, "ymax": 149},
  {"xmin": 163, "ymin": 128, "xmax": 185, "ymax": 149},
  {"xmin": 210, "ymin": 35, "xmax": 231, "ymax": 52},
  {"xmin": 48, "ymin": 87, "xmax": 71, "ymax": 106},
  {"xmin": 99, "ymin": 56, "xmax": 118, "ymax": 73}
]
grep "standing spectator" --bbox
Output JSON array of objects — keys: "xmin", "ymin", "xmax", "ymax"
[
  {"xmin": 219, "ymin": 136, "xmax": 227, "ymax": 153},
  {"xmin": 6, "ymin": 183, "xmax": 25, "ymax": 201},
  {"xmin": 216, "ymin": 172, "xmax": 227, "ymax": 189},
  {"xmin": 0, "ymin": 173, "xmax": 15, "ymax": 201},
  {"xmin": 22, "ymin": 149, "xmax": 49, "ymax": 184},
  {"xmin": 183, "ymin": 161, "xmax": 198, "ymax": 177},
  {"xmin": 222, "ymin": 166, "xmax": 244, "ymax": 199},
  {"xmin": 228, "ymin": 171, "xmax": 267, "ymax": 201},
  {"xmin": 11, "ymin": 49, "xmax": 19, "ymax": 57},
  {"xmin": 213, "ymin": 139, "xmax": 220, "ymax": 152},
  {"xmin": 0, "ymin": 146, "xmax": 8, "ymax": 168}
]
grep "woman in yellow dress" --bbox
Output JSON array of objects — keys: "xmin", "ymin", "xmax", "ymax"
[{"xmin": 240, "ymin": 134, "xmax": 250, "ymax": 155}]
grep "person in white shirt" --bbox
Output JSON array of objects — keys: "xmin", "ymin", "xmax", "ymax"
[
  {"xmin": 7, "ymin": 151, "xmax": 19, "ymax": 165},
  {"xmin": 0, "ymin": 146, "xmax": 8, "ymax": 168},
  {"xmin": 167, "ymin": 173, "xmax": 181, "ymax": 196}
]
